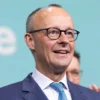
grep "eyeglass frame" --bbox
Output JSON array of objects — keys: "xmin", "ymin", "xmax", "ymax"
[
  {"xmin": 29, "ymin": 27, "xmax": 80, "ymax": 41},
  {"xmin": 66, "ymin": 69, "xmax": 83, "ymax": 78}
]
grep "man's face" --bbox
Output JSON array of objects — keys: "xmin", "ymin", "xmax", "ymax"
[
  {"xmin": 26, "ymin": 7, "xmax": 75, "ymax": 76},
  {"xmin": 66, "ymin": 56, "xmax": 81, "ymax": 84}
]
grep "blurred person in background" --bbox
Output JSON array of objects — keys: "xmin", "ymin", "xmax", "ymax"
[{"xmin": 66, "ymin": 50, "xmax": 100, "ymax": 92}]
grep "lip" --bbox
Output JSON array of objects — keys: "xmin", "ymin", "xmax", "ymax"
[
  {"xmin": 53, "ymin": 49, "xmax": 70, "ymax": 58},
  {"xmin": 53, "ymin": 49, "xmax": 70, "ymax": 54}
]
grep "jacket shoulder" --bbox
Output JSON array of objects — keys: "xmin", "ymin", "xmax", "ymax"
[
  {"xmin": 0, "ymin": 81, "xmax": 23, "ymax": 99},
  {"xmin": 75, "ymin": 83, "xmax": 100, "ymax": 98},
  {"xmin": 68, "ymin": 80, "xmax": 100, "ymax": 100}
]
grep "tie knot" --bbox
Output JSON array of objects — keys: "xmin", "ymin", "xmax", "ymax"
[
  {"xmin": 50, "ymin": 82, "xmax": 64, "ymax": 92},
  {"xmin": 50, "ymin": 82, "xmax": 67, "ymax": 100}
]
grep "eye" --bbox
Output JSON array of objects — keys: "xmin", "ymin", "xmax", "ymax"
[
  {"xmin": 71, "ymin": 71, "xmax": 80, "ymax": 75},
  {"xmin": 48, "ymin": 29, "xmax": 59, "ymax": 35},
  {"xmin": 66, "ymin": 30, "xmax": 74, "ymax": 37}
]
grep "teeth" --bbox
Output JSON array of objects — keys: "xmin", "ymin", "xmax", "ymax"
[
  {"xmin": 54, "ymin": 50, "xmax": 67, "ymax": 54},
  {"xmin": 59, "ymin": 51, "xmax": 66, "ymax": 54}
]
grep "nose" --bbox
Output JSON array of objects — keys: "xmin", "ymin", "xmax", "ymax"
[{"xmin": 57, "ymin": 32, "xmax": 69, "ymax": 44}]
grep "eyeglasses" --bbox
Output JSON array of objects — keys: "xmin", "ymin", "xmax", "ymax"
[
  {"xmin": 29, "ymin": 27, "xmax": 80, "ymax": 42},
  {"xmin": 66, "ymin": 70, "xmax": 83, "ymax": 78}
]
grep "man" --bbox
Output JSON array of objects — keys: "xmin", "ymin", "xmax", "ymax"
[
  {"xmin": 66, "ymin": 50, "xmax": 81, "ymax": 85},
  {"xmin": 0, "ymin": 4, "xmax": 100, "ymax": 100},
  {"xmin": 66, "ymin": 50, "xmax": 100, "ymax": 92}
]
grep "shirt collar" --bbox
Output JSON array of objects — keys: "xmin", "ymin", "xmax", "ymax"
[{"xmin": 32, "ymin": 68, "xmax": 69, "ymax": 90}]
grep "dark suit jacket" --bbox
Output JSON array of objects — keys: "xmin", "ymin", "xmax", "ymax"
[{"xmin": 0, "ymin": 73, "xmax": 100, "ymax": 100}]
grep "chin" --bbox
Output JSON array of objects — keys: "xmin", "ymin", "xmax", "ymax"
[
  {"xmin": 54, "ymin": 69, "xmax": 65, "ymax": 75},
  {"xmin": 52, "ymin": 65, "xmax": 67, "ymax": 75}
]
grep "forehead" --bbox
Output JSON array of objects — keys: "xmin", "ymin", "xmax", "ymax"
[
  {"xmin": 67, "ymin": 57, "xmax": 80, "ymax": 70},
  {"xmin": 33, "ymin": 7, "xmax": 74, "ymax": 29}
]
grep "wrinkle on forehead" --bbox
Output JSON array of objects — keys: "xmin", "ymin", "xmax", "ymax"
[{"xmin": 33, "ymin": 7, "xmax": 73, "ymax": 29}]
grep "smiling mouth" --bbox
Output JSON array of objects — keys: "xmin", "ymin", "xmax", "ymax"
[{"xmin": 54, "ymin": 50, "xmax": 69, "ymax": 54}]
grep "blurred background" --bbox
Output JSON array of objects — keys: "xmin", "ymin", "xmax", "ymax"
[{"xmin": 0, "ymin": 0, "xmax": 100, "ymax": 87}]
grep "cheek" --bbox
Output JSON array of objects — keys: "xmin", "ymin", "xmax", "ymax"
[
  {"xmin": 43, "ymin": 39, "xmax": 55, "ymax": 50},
  {"xmin": 69, "ymin": 42, "xmax": 75, "ymax": 56},
  {"xmin": 44, "ymin": 42, "xmax": 54, "ymax": 56},
  {"xmin": 38, "ymin": 40, "xmax": 54, "ymax": 56},
  {"xmin": 71, "ymin": 42, "xmax": 75, "ymax": 50}
]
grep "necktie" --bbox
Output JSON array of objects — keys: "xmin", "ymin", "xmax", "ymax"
[{"xmin": 50, "ymin": 82, "xmax": 67, "ymax": 100}]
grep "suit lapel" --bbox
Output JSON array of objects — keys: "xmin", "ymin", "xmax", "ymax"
[
  {"xmin": 20, "ymin": 74, "xmax": 94, "ymax": 100},
  {"xmin": 67, "ymin": 79, "xmax": 88, "ymax": 100},
  {"xmin": 21, "ymin": 74, "xmax": 48, "ymax": 100}
]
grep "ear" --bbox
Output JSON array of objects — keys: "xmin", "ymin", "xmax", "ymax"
[{"xmin": 24, "ymin": 33, "xmax": 35, "ymax": 50}]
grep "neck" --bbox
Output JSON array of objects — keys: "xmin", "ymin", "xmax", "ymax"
[{"xmin": 36, "ymin": 67, "xmax": 66, "ymax": 82}]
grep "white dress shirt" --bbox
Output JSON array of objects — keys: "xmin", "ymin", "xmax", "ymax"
[{"xmin": 32, "ymin": 68, "xmax": 72, "ymax": 100}]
